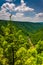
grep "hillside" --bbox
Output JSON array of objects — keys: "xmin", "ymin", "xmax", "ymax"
[
  {"xmin": 0, "ymin": 20, "xmax": 43, "ymax": 44},
  {"xmin": 0, "ymin": 20, "xmax": 43, "ymax": 65},
  {"xmin": 0, "ymin": 20, "xmax": 43, "ymax": 33}
]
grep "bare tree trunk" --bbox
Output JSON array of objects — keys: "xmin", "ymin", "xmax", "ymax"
[{"xmin": 12, "ymin": 47, "xmax": 14, "ymax": 65}]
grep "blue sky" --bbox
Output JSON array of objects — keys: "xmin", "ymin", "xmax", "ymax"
[{"xmin": 0, "ymin": 0, "xmax": 43, "ymax": 22}]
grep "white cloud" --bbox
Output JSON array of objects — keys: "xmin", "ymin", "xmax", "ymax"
[
  {"xmin": 15, "ymin": 0, "xmax": 34, "ymax": 12},
  {"xmin": 15, "ymin": 6, "xmax": 34, "ymax": 12},
  {"xmin": 21, "ymin": 0, "xmax": 24, "ymax": 4},
  {"xmin": 32, "ymin": 17, "xmax": 43, "ymax": 22},
  {"xmin": 15, "ymin": 13, "xmax": 24, "ymax": 17},
  {"xmin": 1, "ymin": 0, "xmax": 34, "ymax": 12},
  {"xmin": 0, "ymin": 10, "xmax": 10, "ymax": 20},
  {"xmin": 11, "ymin": 15, "xmax": 32, "ymax": 22},
  {"xmin": 1, "ymin": 3, "xmax": 15, "ymax": 12},
  {"xmin": 11, "ymin": 12, "xmax": 43, "ymax": 22},
  {"xmin": 0, "ymin": 9, "xmax": 43, "ymax": 22},
  {"xmin": 35, "ymin": 13, "xmax": 43, "ymax": 17},
  {"xmin": 31, "ymin": 13, "xmax": 43, "ymax": 22}
]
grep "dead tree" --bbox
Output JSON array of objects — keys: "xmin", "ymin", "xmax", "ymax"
[{"xmin": 10, "ymin": 14, "xmax": 12, "ymax": 21}]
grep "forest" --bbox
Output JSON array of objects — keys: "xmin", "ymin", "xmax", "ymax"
[{"xmin": 0, "ymin": 20, "xmax": 43, "ymax": 65}]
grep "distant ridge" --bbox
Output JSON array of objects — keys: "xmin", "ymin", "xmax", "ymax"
[
  {"xmin": 0, "ymin": 20, "xmax": 43, "ymax": 23},
  {"xmin": 0, "ymin": 20, "xmax": 43, "ymax": 34}
]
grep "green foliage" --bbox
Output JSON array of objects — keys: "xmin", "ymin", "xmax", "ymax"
[
  {"xmin": 36, "ymin": 40, "xmax": 43, "ymax": 53},
  {"xmin": 25, "ymin": 56, "xmax": 36, "ymax": 65},
  {"xmin": 15, "ymin": 60, "xmax": 21, "ymax": 65},
  {"xmin": 0, "ymin": 20, "xmax": 43, "ymax": 65},
  {"xmin": 27, "ymin": 47, "xmax": 37, "ymax": 57},
  {"xmin": 16, "ymin": 47, "xmax": 27, "ymax": 57}
]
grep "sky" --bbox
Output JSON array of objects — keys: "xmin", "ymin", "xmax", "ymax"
[{"xmin": 0, "ymin": 0, "xmax": 43, "ymax": 22}]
